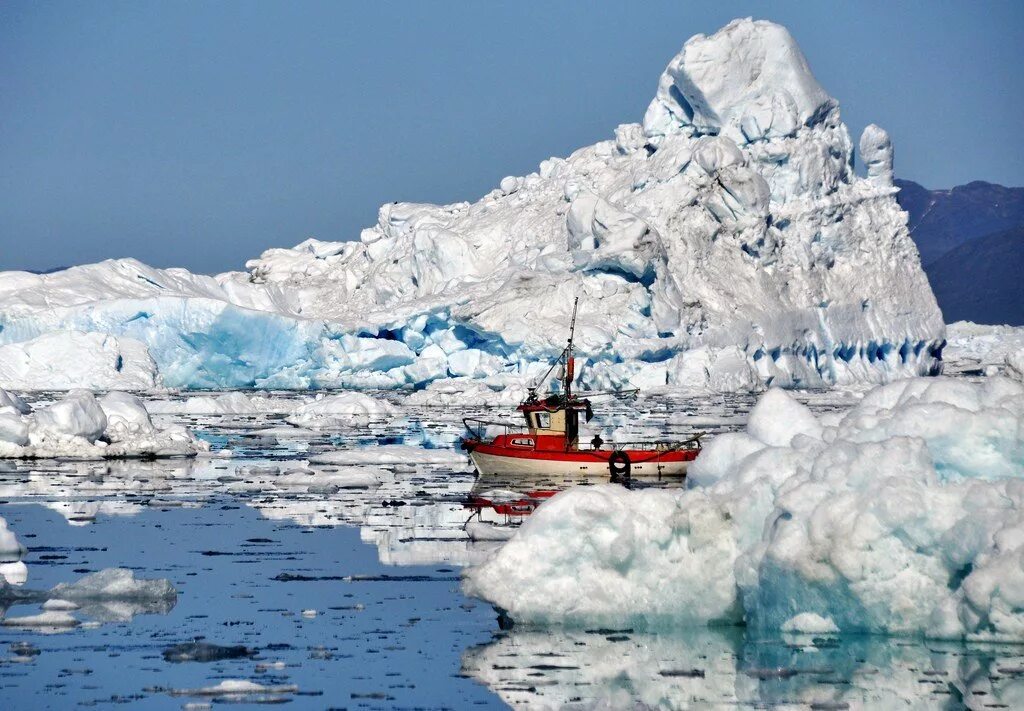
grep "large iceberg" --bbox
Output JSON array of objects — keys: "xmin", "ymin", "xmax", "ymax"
[
  {"xmin": 0, "ymin": 19, "xmax": 943, "ymax": 392},
  {"xmin": 463, "ymin": 376, "xmax": 1024, "ymax": 642}
]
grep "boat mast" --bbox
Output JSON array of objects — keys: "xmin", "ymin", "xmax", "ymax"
[{"xmin": 564, "ymin": 296, "xmax": 578, "ymax": 399}]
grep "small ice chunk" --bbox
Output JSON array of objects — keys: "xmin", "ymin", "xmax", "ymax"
[
  {"xmin": 781, "ymin": 612, "xmax": 839, "ymax": 634},
  {"xmin": 167, "ymin": 679, "xmax": 298, "ymax": 697},
  {"xmin": 34, "ymin": 390, "xmax": 107, "ymax": 441},
  {"xmin": 162, "ymin": 642, "xmax": 254, "ymax": 663},
  {"xmin": 745, "ymin": 388, "xmax": 822, "ymax": 446},
  {"xmin": 308, "ymin": 445, "xmax": 464, "ymax": 466},
  {"xmin": 0, "ymin": 515, "xmax": 26, "ymax": 563},
  {"xmin": 499, "ymin": 176, "xmax": 520, "ymax": 195},
  {"xmin": 465, "ymin": 521, "xmax": 517, "ymax": 541},
  {"xmin": 48, "ymin": 568, "xmax": 176, "ymax": 602}
]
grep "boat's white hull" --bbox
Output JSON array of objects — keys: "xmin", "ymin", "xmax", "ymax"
[{"xmin": 469, "ymin": 450, "xmax": 689, "ymax": 479}]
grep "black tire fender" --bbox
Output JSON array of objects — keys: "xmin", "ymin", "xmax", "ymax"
[{"xmin": 608, "ymin": 450, "xmax": 631, "ymax": 483}]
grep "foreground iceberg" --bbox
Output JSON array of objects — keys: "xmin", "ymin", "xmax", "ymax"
[
  {"xmin": 463, "ymin": 376, "xmax": 1024, "ymax": 641},
  {"xmin": 0, "ymin": 19, "xmax": 942, "ymax": 392},
  {"xmin": 0, "ymin": 388, "xmax": 206, "ymax": 458}
]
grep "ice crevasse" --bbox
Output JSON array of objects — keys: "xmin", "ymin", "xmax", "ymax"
[
  {"xmin": 0, "ymin": 18, "xmax": 943, "ymax": 392},
  {"xmin": 463, "ymin": 376, "xmax": 1024, "ymax": 641}
]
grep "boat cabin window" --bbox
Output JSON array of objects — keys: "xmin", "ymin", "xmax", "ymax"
[{"xmin": 534, "ymin": 412, "xmax": 551, "ymax": 429}]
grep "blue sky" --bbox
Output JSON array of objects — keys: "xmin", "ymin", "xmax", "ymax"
[{"xmin": 2, "ymin": 1, "xmax": 1022, "ymax": 273}]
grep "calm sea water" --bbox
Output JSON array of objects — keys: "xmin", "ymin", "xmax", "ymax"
[{"xmin": 2, "ymin": 391, "xmax": 1022, "ymax": 709}]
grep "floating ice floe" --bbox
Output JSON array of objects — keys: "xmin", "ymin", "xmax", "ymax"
[
  {"xmin": 48, "ymin": 567, "xmax": 177, "ymax": 604},
  {"xmin": 284, "ymin": 391, "xmax": 397, "ymax": 428},
  {"xmin": 164, "ymin": 679, "xmax": 298, "ymax": 699},
  {"xmin": 146, "ymin": 391, "xmax": 296, "ymax": 415},
  {"xmin": 0, "ymin": 19, "xmax": 943, "ymax": 393},
  {"xmin": 308, "ymin": 444, "xmax": 466, "ymax": 466},
  {"xmin": 0, "ymin": 567, "xmax": 178, "ymax": 628},
  {"xmin": 464, "ymin": 376, "xmax": 1024, "ymax": 641},
  {"xmin": 1, "ymin": 609, "xmax": 81, "ymax": 631},
  {"xmin": 162, "ymin": 642, "xmax": 255, "ymax": 663},
  {"xmin": 274, "ymin": 466, "xmax": 381, "ymax": 492},
  {"xmin": 402, "ymin": 377, "xmax": 530, "ymax": 407},
  {"xmin": 0, "ymin": 388, "xmax": 206, "ymax": 458}
]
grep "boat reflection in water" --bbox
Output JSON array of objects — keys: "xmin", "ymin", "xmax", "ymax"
[{"xmin": 462, "ymin": 466, "xmax": 691, "ymax": 542}]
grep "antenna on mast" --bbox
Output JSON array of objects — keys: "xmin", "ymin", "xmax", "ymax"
[{"xmin": 564, "ymin": 296, "xmax": 579, "ymax": 399}]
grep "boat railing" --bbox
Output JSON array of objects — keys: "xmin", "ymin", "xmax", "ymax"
[
  {"xmin": 585, "ymin": 434, "xmax": 704, "ymax": 452},
  {"xmin": 463, "ymin": 417, "xmax": 528, "ymax": 440}
]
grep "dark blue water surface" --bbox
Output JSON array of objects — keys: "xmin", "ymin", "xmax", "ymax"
[{"xmin": 1, "ymin": 503, "xmax": 498, "ymax": 709}]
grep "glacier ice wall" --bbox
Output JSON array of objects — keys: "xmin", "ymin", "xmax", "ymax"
[{"xmin": 0, "ymin": 18, "xmax": 943, "ymax": 391}]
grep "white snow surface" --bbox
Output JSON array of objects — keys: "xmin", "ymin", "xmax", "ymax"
[
  {"xmin": 0, "ymin": 331, "xmax": 158, "ymax": 390},
  {"xmin": 463, "ymin": 376, "xmax": 1024, "ymax": 641},
  {"xmin": 0, "ymin": 388, "xmax": 206, "ymax": 459},
  {"xmin": 0, "ymin": 19, "xmax": 941, "ymax": 393}
]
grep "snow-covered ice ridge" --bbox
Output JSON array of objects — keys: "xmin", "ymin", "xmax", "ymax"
[
  {"xmin": 464, "ymin": 376, "xmax": 1024, "ymax": 642},
  {"xmin": 0, "ymin": 19, "xmax": 942, "ymax": 392}
]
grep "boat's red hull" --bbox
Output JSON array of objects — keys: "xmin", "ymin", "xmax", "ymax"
[{"xmin": 465, "ymin": 436, "xmax": 698, "ymax": 478}]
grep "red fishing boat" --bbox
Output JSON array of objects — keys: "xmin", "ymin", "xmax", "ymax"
[{"xmin": 460, "ymin": 299, "xmax": 702, "ymax": 481}]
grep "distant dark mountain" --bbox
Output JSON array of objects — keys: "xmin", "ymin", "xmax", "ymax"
[
  {"xmin": 25, "ymin": 266, "xmax": 69, "ymax": 275},
  {"xmin": 896, "ymin": 179, "xmax": 1024, "ymax": 265},
  {"xmin": 926, "ymin": 225, "xmax": 1024, "ymax": 326}
]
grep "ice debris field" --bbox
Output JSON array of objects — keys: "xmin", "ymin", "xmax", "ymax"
[
  {"xmin": 1, "ymin": 376, "xmax": 1023, "ymax": 707},
  {"xmin": 0, "ymin": 387, "xmax": 205, "ymax": 459},
  {"xmin": 0, "ymin": 19, "xmax": 946, "ymax": 393}
]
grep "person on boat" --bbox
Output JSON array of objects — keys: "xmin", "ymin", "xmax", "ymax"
[{"xmin": 590, "ymin": 433, "xmax": 604, "ymax": 450}]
